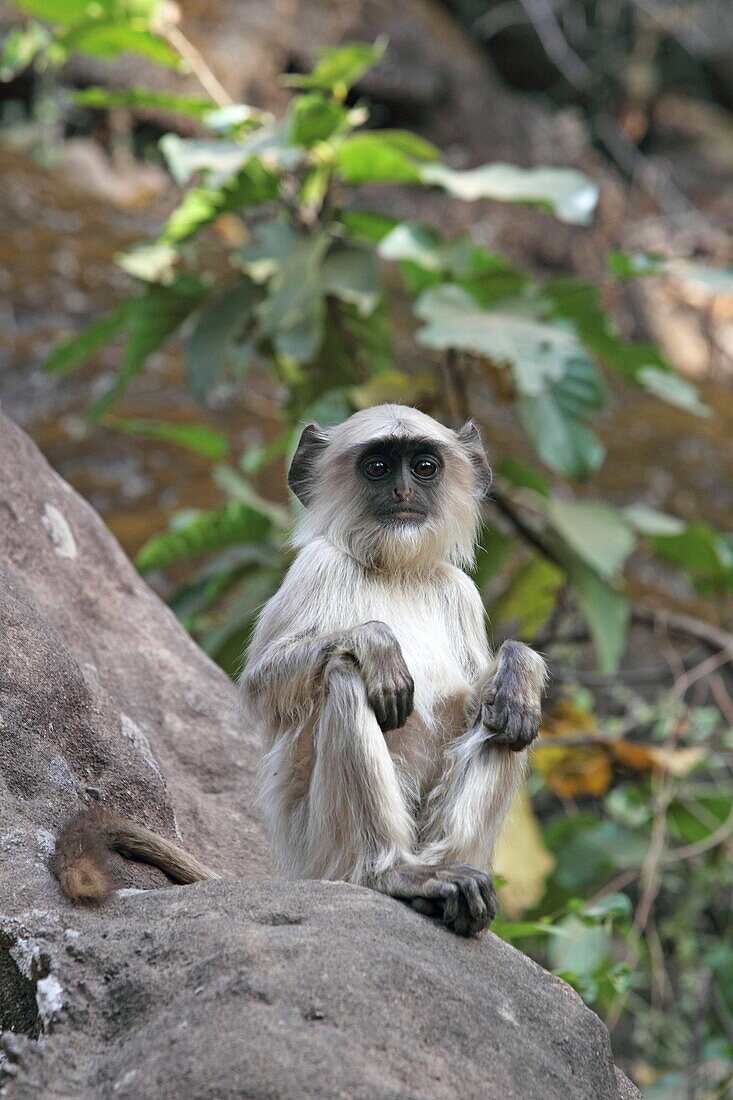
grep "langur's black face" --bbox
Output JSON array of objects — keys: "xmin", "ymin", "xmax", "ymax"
[{"xmin": 354, "ymin": 436, "xmax": 445, "ymax": 527}]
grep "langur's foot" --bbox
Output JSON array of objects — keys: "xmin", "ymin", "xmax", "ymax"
[{"xmin": 378, "ymin": 862, "xmax": 497, "ymax": 936}]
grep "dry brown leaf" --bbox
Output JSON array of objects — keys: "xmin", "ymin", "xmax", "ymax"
[
  {"xmin": 534, "ymin": 697, "xmax": 704, "ymax": 796},
  {"xmin": 534, "ymin": 744, "xmax": 614, "ymax": 798}
]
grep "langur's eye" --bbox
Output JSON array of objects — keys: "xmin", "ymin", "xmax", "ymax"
[
  {"xmin": 411, "ymin": 455, "xmax": 440, "ymax": 480},
  {"xmin": 362, "ymin": 456, "xmax": 391, "ymax": 480}
]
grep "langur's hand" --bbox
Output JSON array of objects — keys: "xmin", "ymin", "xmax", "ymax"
[
  {"xmin": 351, "ymin": 621, "xmax": 415, "ymax": 732},
  {"xmin": 481, "ymin": 640, "xmax": 545, "ymax": 752}
]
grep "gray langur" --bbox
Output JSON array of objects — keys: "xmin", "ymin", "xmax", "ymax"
[
  {"xmin": 240, "ymin": 404, "xmax": 547, "ymax": 934},
  {"xmin": 54, "ymin": 404, "xmax": 546, "ymax": 936}
]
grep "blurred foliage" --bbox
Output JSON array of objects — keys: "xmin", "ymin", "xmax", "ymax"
[{"xmin": 2, "ymin": 6, "xmax": 733, "ymax": 1095}]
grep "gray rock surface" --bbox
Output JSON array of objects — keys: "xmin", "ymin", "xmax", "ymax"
[
  {"xmin": 2, "ymin": 881, "xmax": 640, "ymax": 1100},
  {"xmin": 0, "ymin": 410, "xmax": 642, "ymax": 1098},
  {"xmin": 0, "ymin": 407, "xmax": 270, "ymax": 919}
]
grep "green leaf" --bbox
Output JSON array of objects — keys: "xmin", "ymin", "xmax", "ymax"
[
  {"xmin": 240, "ymin": 430, "xmax": 297, "ymax": 475},
  {"xmin": 135, "ymin": 502, "xmax": 272, "ymax": 573},
  {"xmin": 256, "ymin": 231, "xmax": 330, "ymax": 362},
  {"xmin": 284, "ymin": 37, "xmax": 387, "ymax": 98},
  {"xmin": 185, "ymin": 281, "xmax": 262, "ymax": 402},
  {"xmin": 637, "ymin": 366, "xmax": 711, "ymax": 416},
  {"xmin": 378, "ymin": 222, "xmax": 443, "ymax": 269},
  {"xmin": 159, "ymin": 135, "xmax": 250, "ymax": 187},
  {"xmin": 543, "ymin": 277, "xmax": 668, "ymax": 379},
  {"xmin": 492, "ymin": 555, "xmax": 565, "ymax": 639},
  {"xmin": 563, "ymin": 555, "xmax": 630, "ymax": 673},
  {"xmin": 198, "ymin": 568, "xmax": 282, "ymax": 662},
  {"xmin": 422, "ymin": 162, "xmax": 599, "ymax": 225},
  {"xmin": 669, "ymin": 795, "xmax": 733, "ymax": 844},
  {"xmin": 470, "ymin": 527, "xmax": 515, "ymax": 593},
  {"xmin": 518, "ymin": 393, "xmax": 604, "ymax": 479},
  {"xmin": 0, "ymin": 21, "xmax": 50, "ymax": 80},
  {"xmin": 497, "ymin": 458, "xmax": 549, "ymax": 497},
  {"xmin": 341, "ymin": 210, "xmax": 399, "ymax": 244},
  {"xmin": 72, "ymin": 86, "xmax": 214, "ymax": 116},
  {"xmin": 320, "ymin": 243, "xmax": 381, "ymax": 316},
  {"xmin": 325, "ymin": 298, "xmax": 395, "ymax": 379},
  {"xmin": 415, "ymin": 285, "xmax": 604, "ymax": 477},
  {"xmin": 581, "ymin": 893, "xmax": 632, "ymax": 922},
  {"xmin": 8, "ymin": 0, "xmax": 87, "ymax": 25},
  {"xmin": 88, "ymin": 276, "xmax": 208, "ymax": 419},
  {"xmin": 415, "ymin": 286, "xmax": 586, "ymax": 393},
  {"xmin": 159, "ymin": 188, "xmax": 220, "ymax": 244},
  {"xmin": 45, "ymin": 304, "xmax": 129, "ymax": 374},
  {"xmin": 651, "ymin": 523, "xmax": 733, "ymax": 591},
  {"xmin": 59, "ymin": 23, "xmax": 180, "ymax": 67},
  {"xmin": 548, "ymin": 917, "xmax": 610, "ymax": 978},
  {"xmin": 379, "ymin": 223, "xmax": 525, "ymax": 302},
  {"xmin": 299, "ymin": 161, "xmax": 331, "ymax": 209},
  {"xmin": 115, "ymin": 242, "xmax": 179, "ymax": 284},
  {"xmin": 203, "ymin": 103, "xmax": 271, "ymax": 132},
  {"xmin": 493, "ymin": 920, "xmax": 570, "ymax": 942},
  {"xmin": 236, "ymin": 221, "xmax": 305, "ymax": 282},
  {"xmin": 160, "ymin": 159, "xmax": 279, "ymax": 244},
  {"xmin": 623, "ymin": 504, "xmax": 686, "ymax": 536},
  {"xmin": 544, "ymin": 498, "xmax": 635, "ymax": 579},
  {"xmin": 334, "ymin": 131, "xmax": 437, "ymax": 184},
  {"xmin": 607, "ymin": 251, "xmax": 666, "ymax": 279},
  {"xmin": 288, "ymin": 92, "xmax": 347, "ymax": 146},
  {"xmin": 106, "ymin": 417, "xmax": 228, "ymax": 458}
]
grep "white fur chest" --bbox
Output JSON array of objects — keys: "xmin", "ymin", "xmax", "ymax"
[{"xmin": 355, "ymin": 574, "xmax": 481, "ymax": 721}]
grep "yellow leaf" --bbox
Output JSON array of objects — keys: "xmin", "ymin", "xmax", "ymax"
[
  {"xmin": 494, "ymin": 785, "xmax": 555, "ymax": 917},
  {"xmin": 542, "ymin": 696, "xmax": 596, "ymax": 736},
  {"xmin": 350, "ymin": 371, "xmax": 434, "ymax": 408}
]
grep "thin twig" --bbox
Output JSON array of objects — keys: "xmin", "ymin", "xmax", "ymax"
[
  {"xmin": 489, "ymin": 488, "xmax": 563, "ymax": 566},
  {"xmin": 551, "ymin": 651, "xmax": 708, "ymax": 686},
  {"xmin": 595, "ymin": 113, "xmax": 715, "ymax": 235},
  {"xmin": 162, "ymin": 24, "xmax": 232, "ymax": 108},
  {"xmin": 659, "ymin": 805, "xmax": 733, "ymax": 864},
  {"xmin": 635, "ymin": 608, "xmax": 733, "ymax": 662},
  {"xmin": 444, "ymin": 349, "xmax": 472, "ymax": 423},
  {"xmin": 518, "ymin": 0, "xmax": 593, "ymax": 91},
  {"xmin": 606, "ymin": 707, "xmax": 688, "ymax": 1033},
  {"xmin": 670, "ymin": 648, "xmax": 733, "ymax": 703},
  {"xmin": 710, "ymin": 672, "xmax": 733, "ymax": 727}
]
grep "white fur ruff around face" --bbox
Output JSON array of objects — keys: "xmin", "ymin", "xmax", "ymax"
[{"xmin": 291, "ymin": 405, "xmax": 485, "ymax": 572}]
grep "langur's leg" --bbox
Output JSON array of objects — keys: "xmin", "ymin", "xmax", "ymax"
[
  {"xmin": 415, "ymin": 642, "xmax": 548, "ymax": 931},
  {"xmin": 305, "ymin": 656, "xmax": 495, "ymax": 935},
  {"xmin": 418, "ymin": 726, "xmax": 526, "ymax": 873},
  {"xmin": 304, "ymin": 653, "xmax": 417, "ymax": 884}
]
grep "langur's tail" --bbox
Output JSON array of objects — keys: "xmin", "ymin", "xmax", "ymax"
[{"xmin": 53, "ymin": 808, "xmax": 219, "ymax": 905}]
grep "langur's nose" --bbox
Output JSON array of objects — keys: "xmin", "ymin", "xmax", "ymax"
[{"xmin": 393, "ymin": 471, "xmax": 412, "ymax": 499}]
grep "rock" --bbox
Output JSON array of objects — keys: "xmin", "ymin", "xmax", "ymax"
[
  {"xmin": 1, "ymin": 882, "xmax": 642, "ymax": 1099},
  {"xmin": 0, "ymin": 407, "xmax": 269, "ymax": 921},
  {"xmin": 0, "ymin": 410, "xmax": 641, "ymax": 1097}
]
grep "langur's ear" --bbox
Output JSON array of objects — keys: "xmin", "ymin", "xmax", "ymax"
[
  {"xmin": 456, "ymin": 420, "xmax": 492, "ymax": 497},
  {"xmin": 288, "ymin": 422, "xmax": 330, "ymax": 505}
]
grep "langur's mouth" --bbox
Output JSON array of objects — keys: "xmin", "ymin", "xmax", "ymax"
[{"xmin": 381, "ymin": 508, "xmax": 428, "ymax": 523}]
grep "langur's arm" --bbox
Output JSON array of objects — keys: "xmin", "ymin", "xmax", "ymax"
[
  {"xmin": 242, "ymin": 621, "xmax": 414, "ymax": 731},
  {"xmin": 242, "ymin": 632, "xmax": 336, "ymax": 719}
]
